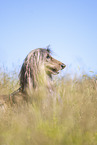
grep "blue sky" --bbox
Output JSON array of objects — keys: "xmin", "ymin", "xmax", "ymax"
[{"xmin": 0, "ymin": 0, "xmax": 97, "ymax": 75}]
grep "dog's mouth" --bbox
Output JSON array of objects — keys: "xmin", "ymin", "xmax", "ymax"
[
  {"xmin": 45, "ymin": 63, "xmax": 66, "ymax": 76},
  {"xmin": 46, "ymin": 67, "xmax": 60, "ymax": 75},
  {"xmin": 51, "ymin": 68, "xmax": 59, "ymax": 75}
]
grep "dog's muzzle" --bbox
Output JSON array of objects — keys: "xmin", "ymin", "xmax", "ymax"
[{"xmin": 61, "ymin": 63, "xmax": 66, "ymax": 70}]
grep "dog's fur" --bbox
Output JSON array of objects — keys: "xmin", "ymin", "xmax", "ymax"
[{"xmin": 0, "ymin": 48, "xmax": 66, "ymax": 108}]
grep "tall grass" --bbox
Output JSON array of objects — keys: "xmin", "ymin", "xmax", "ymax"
[{"xmin": 0, "ymin": 71, "xmax": 97, "ymax": 145}]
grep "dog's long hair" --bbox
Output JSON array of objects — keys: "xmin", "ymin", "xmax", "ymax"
[
  {"xmin": 19, "ymin": 48, "xmax": 66, "ymax": 94},
  {"xmin": 0, "ymin": 48, "xmax": 66, "ymax": 109}
]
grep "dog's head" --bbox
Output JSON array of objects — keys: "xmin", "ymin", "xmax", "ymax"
[
  {"xmin": 20, "ymin": 48, "xmax": 66, "ymax": 91},
  {"xmin": 42, "ymin": 48, "xmax": 66, "ymax": 77}
]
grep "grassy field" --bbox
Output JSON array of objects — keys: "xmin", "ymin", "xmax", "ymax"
[{"xmin": 0, "ymin": 71, "xmax": 97, "ymax": 145}]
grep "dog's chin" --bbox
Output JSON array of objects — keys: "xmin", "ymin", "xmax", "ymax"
[
  {"xmin": 46, "ymin": 68, "xmax": 60, "ymax": 76},
  {"xmin": 52, "ymin": 70, "xmax": 59, "ymax": 75}
]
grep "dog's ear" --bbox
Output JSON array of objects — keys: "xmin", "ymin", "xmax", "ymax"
[
  {"xmin": 46, "ymin": 45, "xmax": 51, "ymax": 53},
  {"xmin": 47, "ymin": 48, "xmax": 51, "ymax": 53}
]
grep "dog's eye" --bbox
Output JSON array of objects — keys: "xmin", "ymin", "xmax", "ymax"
[{"xmin": 46, "ymin": 54, "xmax": 50, "ymax": 59}]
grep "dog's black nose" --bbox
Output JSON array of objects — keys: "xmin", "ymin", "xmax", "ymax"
[{"xmin": 61, "ymin": 63, "xmax": 66, "ymax": 69}]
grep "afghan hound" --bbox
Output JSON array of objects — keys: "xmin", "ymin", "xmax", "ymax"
[{"xmin": 0, "ymin": 48, "xmax": 66, "ymax": 108}]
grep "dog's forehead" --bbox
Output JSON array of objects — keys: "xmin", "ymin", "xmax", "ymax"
[{"xmin": 38, "ymin": 48, "xmax": 50, "ymax": 54}]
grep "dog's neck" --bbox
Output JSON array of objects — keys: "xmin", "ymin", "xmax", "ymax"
[{"xmin": 23, "ymin": 66, "xmax": 53, "ymax": 96}]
